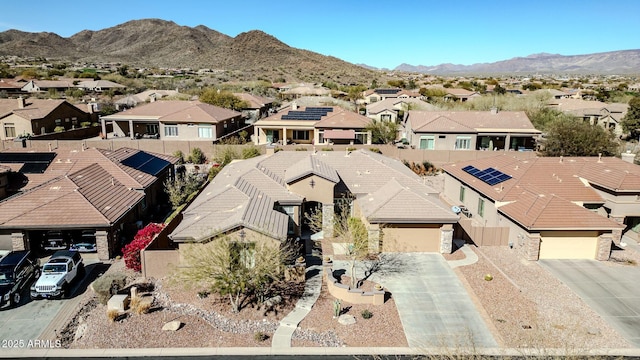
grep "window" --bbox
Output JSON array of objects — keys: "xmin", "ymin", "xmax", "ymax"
[
  {"xmin": 455, "ymin": 136, "xmax": 471, "ymax": 150},
  {"xmin": 292, "ymin": 130, "xmax": 309, "ymax": 141},
  {"xmin": 478, "ymin": 198, "xmax": 485, "ymax": 217},
  {"xmin": 55, "ymin": 119, "xmax": 62, "ymax": 126},
  {"xmin": 231, "ymin": 242, "xmax": 256, "ymax": 269},
  {"xmin": 276, "ymin": 205, "xmax": 296, "ymax": 234},
  {"xmin": 164, "ymin": 124, "xmax": 178, "ymax": 137},
  {"xmin": 380, "ymin": 114, "xmax": 392, "ymax": 122},
  {"xmin": 3, "ymin": 123, "xmax": 16, "ymax": 138},
  {"xmin": 198, "ymin": 125, "xmax": 213, "ymax": 138},
  {"xmin": 459, "ymin": 186, "xmax": 465, "ymax": 202},
  {"xmin": 419, "ymin": 136, "xmax": 435, "ymax": 150}
]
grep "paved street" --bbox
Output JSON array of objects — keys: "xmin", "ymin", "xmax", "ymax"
[{"xmin": 540, "ymin": 259, "xmax": 640, "ymax": 347}]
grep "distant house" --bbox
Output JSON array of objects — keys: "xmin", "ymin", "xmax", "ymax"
[
  {"xmin": 279, "ymin": 84, "xmax": 331, "ymax": 100},
  {"xmin": 232, "ymin": 93, "xmax": 274, "ymax": 124},
  {"xmin": 0, "ymin": 97, "xmax": 93, "ymax": 140},
  {"xmin": 0, "ymin": 147, "xmax": 178, "ymax": 259},
  {"xmin": 362, "ymin": 88, "xmax": 422, "ymax": 104},
  {"xmin": 115, "ymin": 89, "xmax": 181, "ymax": 110},
  {"xmin": 20, "ymin": 80, "xmax": 74, "ymax": 93},
  {"xmin": 0, "ymin": 79, "xmax": 24, "ymax": 96},
  {"xmin": 366, "ymin": 98, "xmax": 436, "ymax": 123},
  {"xmin": 404, "ymin": 110, "xmax": 541, "ymax": 150},
  {"xmin": 442, "ymin": 155, "xmax": 637, "ymax": 260},
  {"xmin": 443, "ymin": 88, "xmax": 481, "ymax": 102},
  {"xmin": 76, "ymin": 80, "xmax": 126, "ymax": 93},
  {"xmin": 548, "ymin": 98, "xmax": 628, "ymax": 137},
  {"xmin": 253, "ymin": 104, "xmax": 372, "ymax": 145},
  {"xmin": 100, "ymin": 100, "xmax": 243, "ymax": 140}
]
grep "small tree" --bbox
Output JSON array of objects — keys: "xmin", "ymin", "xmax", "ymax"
[
  {"xmin": 242, "ymin": 144, "xmax": 261, "ymax": 159},
  {"xmin": 188, "ymin": 147, "xmax": 206, "ymax": 164},
  {"xmin": 366, "ymin": 119, "xmax": 398, "ymax": 144},
  {"xmin": 164, "ymin": 172, "xmax": 205, "ymax": 209},
  {"xmin": 122, "ymin": 223, "xmax": 164, "ymax": 272},
  {"xmin": 541, "ymin": 117, "xmax": 619, "ymax": 157},
  {"xmin": 621, "ymin": 96, "xmax": 640, "ymax": 140},
  {"xmin": 200, "ymin": 88, "xmax": 249, "ymax": 111},
  {"xmin": 173, "ymin": 234, "xmax": 292, "ymax": 313}
]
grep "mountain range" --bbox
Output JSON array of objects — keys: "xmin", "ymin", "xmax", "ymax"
[{"xmin": 0, "ymin": 19, "xmax": 638, "ymax": 80}]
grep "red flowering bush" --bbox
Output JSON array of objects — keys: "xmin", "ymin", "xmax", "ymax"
[{"xmin": 122, "ymin": 223, "xmax": 164, "ymax": 272}]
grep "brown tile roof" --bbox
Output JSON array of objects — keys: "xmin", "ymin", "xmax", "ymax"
[
  {"xmin": 0, "ymin": 163, "xmax": 144, "ymax": 229},
  {"xmin": 104, "ymin": 100, "xmax": 240, "ymax": 123},
  {"xmin": 0, "ymin": 99, "xmax": 69, "ymax": 120},
  {"xmin": 233, "ymin": 93, "xmax": 274, "ymax": 109},
  {"xmin": 366, "ymin": 98, "xmax": 436, "ymax": 115},
  {"xmin": 314, "ymin": 107, "xmax": 372, "ymax": 129},
  {"xmin": 408, "ymin": 111, "xmax": 540, "ymax": 134},
  {"xmin": 30, "ymin": 80, "xmax": 74, "ymax": 89},
  {"xmin": 284, "ymin": 156, "xmax": 340, "ymax": 184},
  {"xmin": 0, "ymin": 79, "xmax": 22, "ymax": 89}
]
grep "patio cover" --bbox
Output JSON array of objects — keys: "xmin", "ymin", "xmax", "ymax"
[{"xmin": 324, "ymin": 129, "xmax": 355, "ymax": 139}]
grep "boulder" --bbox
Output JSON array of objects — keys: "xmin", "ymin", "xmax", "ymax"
[
  {"xmin": 338, "ymin": 314, "xmax": 356, "ymax": 325},
  {"xmin": 162, "ymin": 320, "xmax": 182, "ymax": 331},
  {"xmin": 74, "ymin": 323, "xmax": 87, "ymax": 341}
]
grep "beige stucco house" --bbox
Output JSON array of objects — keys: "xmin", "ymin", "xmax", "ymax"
[
  {"xmin": 404, "ymin": 110, "xmax": 541, "ymax": 151},
  {"xmin": 548, "ymin": 98, "xmax": 628, "ymax": 137},
  {"xmin": 442, "ymin": 155, "xmax": 638, "ymax": 260},
  {"xmin": 362, "ymin": 88, "xmax": 422, "ymax": 104},
  {"xmin": 100, "ymin": 100, "xmax": 242, "ymax": 140},
  {"xmin": 253, "ymin": 105, "xmax": 373, "ymax": 145},
  {"xmin": 169, "ymin": 150, "xmax": 459, "ymax": 258},
  {"xmin": 365, "ymin": 98, "xmax": 437, "ymax": 124}
]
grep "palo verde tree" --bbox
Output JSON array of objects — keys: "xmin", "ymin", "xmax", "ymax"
[
  {"xmin": 621, "ymin": 96, "xmax": 640, "ymax": 140},
  {"xmin": 305, "ymin": 197, "xmax": 369, "ymax": 289},
  {"xmin": 173, "ymin": 233, "xmax": 293, "ymax": 313},
  {"xmin": 199, "ymin": 88, "xmax": 249, "ymax": 111}
]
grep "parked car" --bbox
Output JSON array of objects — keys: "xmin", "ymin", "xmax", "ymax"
[
  {"xmin": 30, "ymin": 250, "xmax": 83, "ymax": 300},
  {"xmin": 69, "ymin": 243, "xmax": 96, "ymax": 253},
  {"xmin": 0, "ymin": 250, "xmax": 40, "ymax": 308},
  {"xmin": 43, "ymin": 231, "xmax": 69, "ymax": 251},
  {"xmin": 70, "ymin": 230, "xmax": 97, "ymax": 253}
]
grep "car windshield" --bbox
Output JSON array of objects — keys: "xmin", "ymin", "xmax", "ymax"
[
  {"xmin": 0, "ymin": 270, "xmax": 13, "ymax": 284},
  {"xmin": 43, "ymin": 264, "xmax": 66, "ymax": 273}
]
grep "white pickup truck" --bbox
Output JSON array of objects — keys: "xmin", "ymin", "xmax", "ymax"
[{"xmin": 30, "ymin": 250, "xmax": 84, "ymax": 299}]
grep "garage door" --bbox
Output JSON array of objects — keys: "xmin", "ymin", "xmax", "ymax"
[
  {"xmin": 382, "ymin": 224, "xmax": 441, "ymax": 252},
  {"xmin": 539, "ymin": 231, "xmax": 599, "ymax": 259}
]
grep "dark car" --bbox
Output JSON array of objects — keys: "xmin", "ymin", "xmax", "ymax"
[
  {"xmin": 43, "ymin": 231, "xmax": 69, "ymax": 251},
  {"xmin": 0, "ymin": 250, "xmax": 40, "ymax": 308}
]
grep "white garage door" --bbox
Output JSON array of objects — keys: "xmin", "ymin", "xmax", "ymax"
[{"xmin": 539, "ymin": 231, "xmax": 599, "ymax": 260}]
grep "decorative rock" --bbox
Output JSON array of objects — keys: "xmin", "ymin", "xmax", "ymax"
[
  {"xmin": 73, "ymin": 323, "xmax": 87, "ymax": 341},
  {"xmin": 264, "ymin": 295, "xmax": 282, "ymax": 308},
  {"xmin": 587, "ymin": 327, "xmax": 601, "ymax": 335},
  {"xmin": 162, "ymin": 320, "xmax": 182, "ymax": 331},
  {"xmin": 338, "ymin": 314, "xmax": 356, "ymax": 325}
]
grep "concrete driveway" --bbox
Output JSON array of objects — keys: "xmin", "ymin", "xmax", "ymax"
[
  {"xmin": 336, "ymin": 253, "xmax": 497, "ymax": 349},
  {"xmin": 540, "ymin": 259, "xmax": 640, "ymax": 347}
]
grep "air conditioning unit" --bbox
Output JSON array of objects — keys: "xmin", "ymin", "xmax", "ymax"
[{"xmin": 459, "ymin": 206, "xmax": 472, "ymax": 218}]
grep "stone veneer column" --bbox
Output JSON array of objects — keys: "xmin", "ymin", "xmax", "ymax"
[
  {"xmin": 610, "ymin": 215, "xmax": 625, "ymax": 244},
  {"xmin": 440, "ymin": 224, "xmax": 453, "ymax": 254},
  {"xmin": 525, "ymin": 233, "xmax": 541, "ymax": 261},
  {"xmin": 11, "ymin": 232, "xmax": 26, "ymax": 251},
  {"xmin": 367, "ymin": 224, "xmax": 381, "ymax": 252},
  {"xmin": 322, "ymin": 203, "xmax": 334, "ymax": 239},
  {"xmin": 96, "ymin": 230, "xmax": 110, "ymax": 261},
  {"xmin": 596, "ymin": 233, "xmax": 613, "ymax": 261}
]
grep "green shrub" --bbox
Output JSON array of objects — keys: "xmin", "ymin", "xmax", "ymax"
[
  {"xmin": 242, "ymin": 145, "xmax": 261, "ymax": 159},
  {"xmin": 91, "ymin": 122, "xmax": 99, "ymax": 127},
  {"xmin": 346, "ymin": 147, "xmax": 357, "ymax": 151},
  {"xmin": 188, "ymin": 147, "xmax": 206, "ymax": 164},
  {"xmin": 92, "ymin": 273, "xmax": 127, "ymax": 305},
  {"xmin": 295, "ymin": 147, "xmax": 308, "ymax": 151},
  {"xmin": 321, "ymin": 147, "xmax": 334, "ymax": 151},
  {"xmin": 54, "ymin": 126, "xmax": 65, "ymax": 133},
  {"xmin": 80, "ymin": 121, "xmax": 91, "ymax": 127},
  {"xmin": 274, "ymin": 147, "xmax": 282, "ymax": 153},
  {"xmin": 361, "ymin": 309, "xmax": 373, "ymax": 319},
  {"xmin": 368, "ymin": 147, "xmax": 382, "ymax": 154},
  {"xmin": 173, "ymin": 150, "xmax": 185, "ymax": 164},
  {"xmin": 254, "ymin": 331, "xmax": 269, "ymax": 342}
]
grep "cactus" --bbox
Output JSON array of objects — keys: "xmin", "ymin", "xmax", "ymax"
[{"xmin": 333, "ymin": 299, "xmax": 341, "ymax": 317}]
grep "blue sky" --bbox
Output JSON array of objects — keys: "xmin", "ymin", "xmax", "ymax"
[{"xmin": 1, "ymin": 0, "xmax": 638, "ymax": 69}]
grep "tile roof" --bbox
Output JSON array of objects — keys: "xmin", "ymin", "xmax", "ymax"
[
  {"xmin": 408, "ymin": 111, "xmax": 540, "ymax": 134},
  {"xmin": 444, "ymin": 155, "xmax": 637, "ymax": 230},
  {"xmin": 284, "ymin": 156, "xmax": 340, "ymax": 184},
  {"xmin": 0, "ymin": 163, "xmax": 144, "ymax": 229},
  {"xmin": 0, "ymin": 99, "xmax": 70, "ymax": 120},
  {"xmin": 233, "ymin": 93, "xmax": 274, "ymax": 109},
  {"xmin": 76, "ymin": 80, "xmax": 125, "ymax": 89},
  {"xmin": 115, "ymin": 90, "xmax": 180, "ymax": 105},
  {"xmin": 103, "ymin": 100, "xmax": 240, "ymax": 123},
  {"xmin": 366, "ymin": 98, "xmax": 436, "ymax": 115},
  {"xmin": 313, "ymin": 107, "xmax": 372, "ymax": 129}
]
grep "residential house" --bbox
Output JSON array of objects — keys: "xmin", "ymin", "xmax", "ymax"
[
  {"xmin": 404, "ymin": 110, "xmax": 541, "ymax": 151},
  {"xmin": 442, "ymin": 155, "xmax": 639, "ymax": 260},
  {"xmin": 279, "ymin": 84, "xmax": 331, "ymax": 100},
  {"xmin": 0, "ymin": 147, "xmax": 178, "ymax": 260},
  {"xmin": 366, "ymin": 98, "xmax": 437, "ymax": 123},
  {"xmin": 232, "ymin": 93, "xmax": 274, "ymax": 124},
  {"xmin": 169, "ymin": 150, "xmax": 458, "ymax": 259},
  {"xmin": 20, "ymin": 80, "xmax": 74, "ymax": 93},
  {"xmin": 75, "ymin": 80, "xmax": 125, "ymax": 93},
  {"xmin": 115, "ymin": 89, "xmax": 181, "ymax": 110},
  {"xmin": 0, "ymin": 79, "xmax": 24, "ymax": 96},
  {"xmin": 443, "ymin": 88, "xmax": 481, "ymax": 102},
  {"xmin": 253, "ymin": 105, "xmax": 373, "ymax": 145},
  {"xmin": 548, "ymin": 98, "xmax": 628, "ymax": 137},
  {"xmin": 0, "ymin": 97, "xmax": 94, "ymax": 140},
  {"xmin": 100, "ymin": 100, "xmax": 243, "ymax": 140},
  {"xmin": 362, "ymin": 88, "xmax": 422, "ymax": 104}
]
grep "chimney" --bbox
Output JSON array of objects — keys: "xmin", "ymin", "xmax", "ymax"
[
  {"xmin": 291, "ymin": 101, "xmax": 297, "ymax": 110},
  {"xmin": 18, "ymin": 96, "xmax": 25, "ymax": 109},
  {"xmin": 598, "ymin": 153, "xmax": 602, "ymax": 163},
  {"xmin": 150, "ymin": 94, "xmax": 156, "ymax": 102},
  {"xmin": 87, "ymin": 103, "xmax": 94, "ymax": 114},
  {"xmin": 559, "ymin": 156, "xmax": 563, "ymax": 163}
]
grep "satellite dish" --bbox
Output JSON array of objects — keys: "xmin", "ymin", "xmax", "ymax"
[{"xmin": 451, "ymin": 206, "xmax": 461, "ymax": 214}]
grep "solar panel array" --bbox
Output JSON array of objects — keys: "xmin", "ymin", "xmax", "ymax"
[
  {"xmin": 375, "ymin": 89, "xmax": 401, "ymax": 95},
  {"xmin": 0, "ymin": 152, "xmax": 56, "ymax": 174},
  {"xmin": 281, "ymin": 107, "xmax": 333, "ymax": 120},
  {"xmin": 121, "ymin": 152, "xmax": 171, "ymax": 176},
  {"xmin": 462, "ymin": 165, "xmax": 512, "ymax": 186}
]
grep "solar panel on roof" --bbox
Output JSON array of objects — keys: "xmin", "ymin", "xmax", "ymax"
[
  {"xmin": 0, "ymin": 152, "xmax": 56, "ymax": 173},
  {"xmin": 375, "ymin": 89, "xmax": 401, "ymax": 95},
  {"xmin": 121, "ymin": 152, "xmax": 170, "ymax": 176},
  {"xmin": 19, "ymin": 162, "xmax": 50, "ymax": 174},
  {"xmin": 462, "ymin": 165, "xmax": 512, "ymax": 186}
]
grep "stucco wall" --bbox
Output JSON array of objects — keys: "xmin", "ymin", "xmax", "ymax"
[
  {"xmin": 0, "ymin": 114, "xmax": 32, "ymax": 140},
  {"xmin": 287, "ymin": 174, "xmax": 335, "ymax": 204}
]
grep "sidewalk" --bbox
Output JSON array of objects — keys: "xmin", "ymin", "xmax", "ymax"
[{"xmin": 271, "ymin": 256, "xmax": 323, "ymax": 348}]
